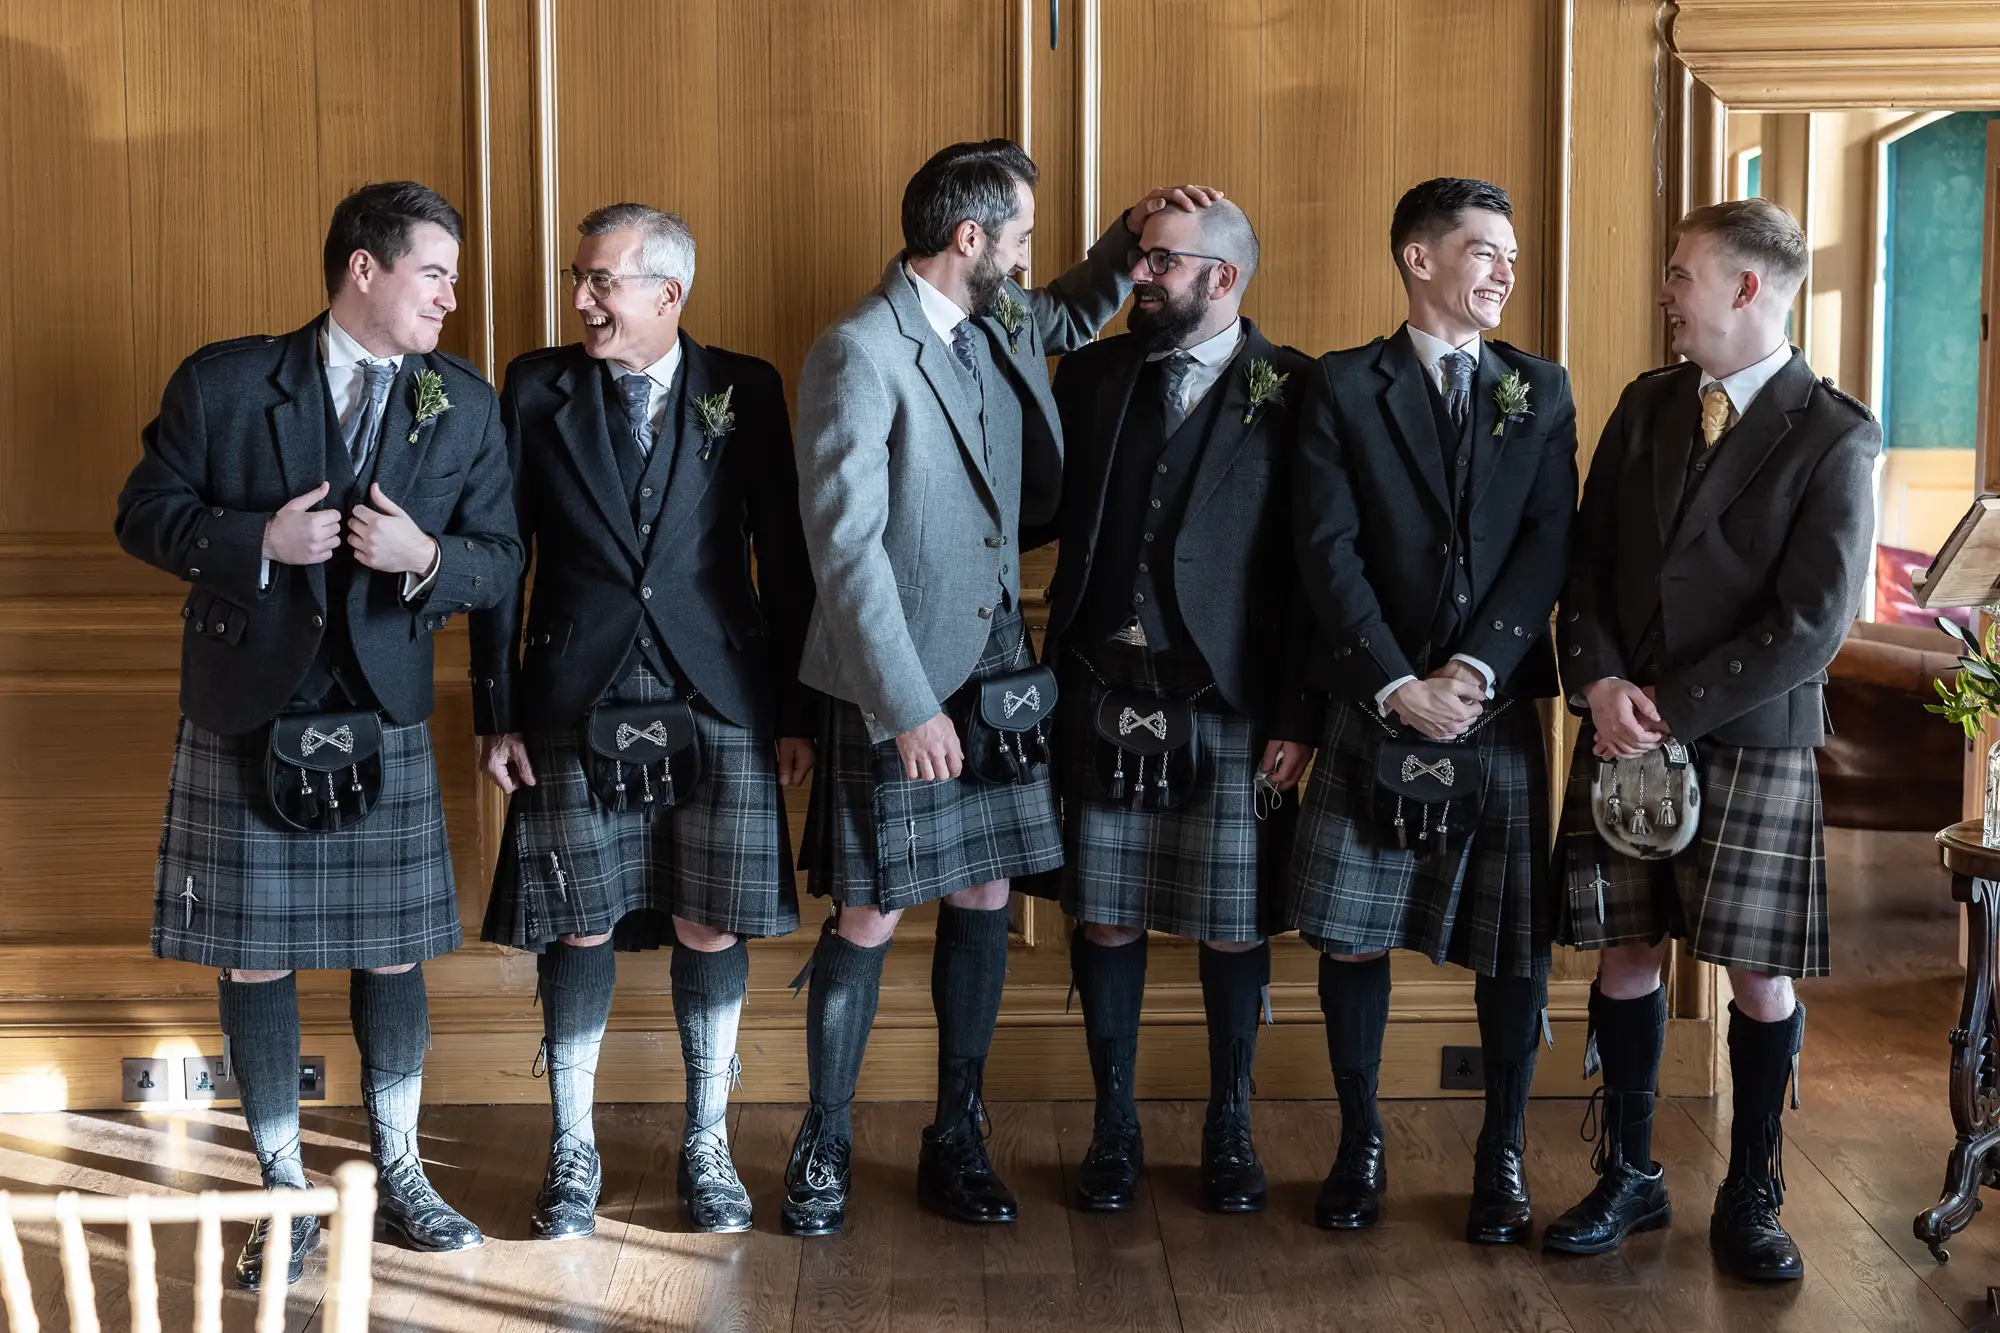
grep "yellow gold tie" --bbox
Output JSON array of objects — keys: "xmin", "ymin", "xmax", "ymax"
[{"xmin": 1700, "ymin": 384, "xmax": 1733, "ymax": 447}]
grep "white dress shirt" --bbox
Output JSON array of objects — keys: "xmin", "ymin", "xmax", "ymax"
[
  {"xmin": 1697, "ymin": 340, "xmax": 1792, "ymax": 422},
  {"xmin": 607, "ymin": 339, "xmax": 685, "ymax": 441},
  {"xmin": 1374, "ymin": 323, "xmax": 1497, "ymax": 716},
  {"xmin": 1147, "ymin": 317, "xmax": 1243, "ymax": 417},
  {"xmin": 262, "ymin": 315, "xmax": 435, "ymax": 597},
  {"xmin": 906, "ymin": 264, "xmax": 970, "ymax": 346}
]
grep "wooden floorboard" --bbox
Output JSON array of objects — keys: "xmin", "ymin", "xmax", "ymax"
[{"xmin": 1, "ymin": 826, "xmax": 1992, "ymax": 1331}]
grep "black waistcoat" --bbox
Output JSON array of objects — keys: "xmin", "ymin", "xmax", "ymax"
[
  {"xmin": 1074, "ymin": 356, "xmax": 1228, "ymax": 655},
  {"xmin": 1421, "ymin": 373, "xmax": 1477, "ymax": 665},
  {"xmin": 294, "ymin": 372, "xmax": 386, "ymax": 710},
  {"xmin": 603, "ymin": 361, "xmax": 690, "ymax": 690}
]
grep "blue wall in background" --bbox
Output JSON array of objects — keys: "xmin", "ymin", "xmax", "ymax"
[{"xmin": 1884, "ymin": 112, "xmax": 1997, "ymax": 449}]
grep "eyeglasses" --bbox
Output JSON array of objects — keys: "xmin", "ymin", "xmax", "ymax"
[
  {"xmin": 1126, "ymin": 246, "xmax": 1229, "ymax": 276},
  {"xmin": 565, "ymin": 268, "xmax": 670, "ymax": 297}
]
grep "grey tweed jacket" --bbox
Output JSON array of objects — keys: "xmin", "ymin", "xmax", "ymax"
[{"xmin": 796, "ymin": 218, "xmax": 1133, "ymax": 741}]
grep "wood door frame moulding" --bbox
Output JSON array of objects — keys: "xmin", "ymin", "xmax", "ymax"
[{"xmin": 1667, "ymin": 1, "xmax": 2000, "ymax": 109}]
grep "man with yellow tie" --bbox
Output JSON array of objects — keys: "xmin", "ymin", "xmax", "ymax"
[{"xmin": 1543, "ymin": 198, "xmax": 1880, "ymax": 1283}]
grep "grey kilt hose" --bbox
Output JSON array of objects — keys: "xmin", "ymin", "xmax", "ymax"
[
  {"xmin": 1555, "ymin": 723, "xmax": 1829, "ymax": 978},
  {"xmin": 802, "ymin": 609, "xmax": 1064, "ymax": 911},
  {"xmin": 482, "ymin": 664, "xmax": 799, "ymax": 950},
  {"xmin": 152, "ymin": 716, "xmax": 461, "ymax": 971},
  {"xmin": 1030, "ymin": 643, "xmax": 1293, "ymax": 941},
  {"xmin": 1285, "ymin": 697, "xmax": 1551, "ymax": 979}
]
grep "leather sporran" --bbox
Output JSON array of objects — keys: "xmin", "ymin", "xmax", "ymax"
[
  {"xmin": 950, "ymin": 663, "xmax": 1057, "ymax": 785},
  {"xmin": 1366, "ymin": 701, "xmax": 1511, "ymax": 854},
  {"xmin": 583, "ymin": 700, "xmax": 703, "ymax": 812},
  {"xmin": 1089, "ymin": 688, "xmax": 1203, "ymax": 810},
  {"xmin": 265, "ymin": 710, "xmax": 385, "ymax": 833},
  {"xmin": 1591, "ymin": 739, "xmax": 1699, "ymax": 860}
]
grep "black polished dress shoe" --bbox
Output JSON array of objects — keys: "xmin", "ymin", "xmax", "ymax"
[
  {"xmin": 1075, "ymin": 1117, "xmax": 1144, "ymax": 1212},
  {"xmin": 678, "ymin": 1136, "xmax": 753, "ymax": 1234},
  {"xmin": 377, "ymin": 1156, "xmax": 484, "ymax": 1252},
  {"xmin": 781, "ymin": 1108, "xmax": 852, "ymax": 1237},
  {"xmin": 1465, "ymin": 1143, "xmax": 1533, "ymax": 1245},
  {"xmin": 1200, "ymin": 1108, "xmax": 1268, "ymax": 1213},
  {"xmin": 917, "ymin": 1109, "xmax": 1018, "ymax": 1225},
  {"xmin": 1315, "ymin": 1135, "xmax": 1387, "ymax": 1230},
  {"xmin": 234, "ymin": 1207, "xmax": 321, "ymax": 1290},
  {"xmin": 1709, "ymin": 1177, "xmax": 1803, "ymax": 1281},
  {"xmin": 530, "ymin": 1144, "xmax": 601, "ymax": 1240},
  {"xmin": 1542, "ymin": 1158, "xmax": 1670, "ymax": 1255}
]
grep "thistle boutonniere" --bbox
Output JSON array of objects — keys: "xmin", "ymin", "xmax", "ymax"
[
  {"xmin": 1493, "ymin": 370, "xmax": 1533, "ymax": 437},
  {"xmin": 1243, "ymin": 358, "xmax": 1288, "ymax": 426},
  {"xmin": 693, "ymin": 385, "xmax": 736, "ymax": 460},
  {"xmin": 994, "ymin": 294, "xmax": 1029, "ymax": 352},
  {"xmin": 408, "ymin": 369, "xmax": 450, "ymax": 443}
]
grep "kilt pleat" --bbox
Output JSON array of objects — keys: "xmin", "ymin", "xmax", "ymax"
[
  {"xmin": 152, "ymin": 717, "xmax": 461, "ymax": 972},
  {"xmin": 1031, "ymin": 650, "xmax": 1285, "ymax": 941},
  {"xmin": 482, "ymin": 665, "xmax": 798, "ymax": 950},
  {"xmin": 1555, "ymin": 725, "xmax": 1828, "ymax": 978},
  {"xmin": 803, "ymin": 612, "xmax": 1064, "ymax": 911},
  {"xmin": 1283, "ymin": 697, "xmax": 1550, "ymax": 979}
]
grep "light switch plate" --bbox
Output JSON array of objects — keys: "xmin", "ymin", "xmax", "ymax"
[
  {"xmin": 183, "ymin": 1055, "xmax": 239, "ymax": 1101},
  {"xmin": 1439, "ymin": 1045, "xmax": 1484, "ymax": 1091},
  {"xmin": 122, "ymin": 1057, "xmax": 171, "ymax": 1102},
  {"xmin": 299, "ymin": 1056, "xmax": 327, "ymax": 1101}
]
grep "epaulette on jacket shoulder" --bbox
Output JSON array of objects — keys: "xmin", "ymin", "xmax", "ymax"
[
  {"xmin": 1485, "ymin": 338, "xmax": 1557, "ymax": 369},
  {"xmin": 432, "ymin": 349, "xmax": 490, "ymax": 381},
  {"xmin": 188, "ymin": 334, "xmax": 279, "ymax": 365},
  {"xmin": 1636, "ymin": 362, "xmax": 1685, "ymax": 380},
  {"xmin": 1816, "ymin": 376, "xmax": 1872, "ymax": 418}
]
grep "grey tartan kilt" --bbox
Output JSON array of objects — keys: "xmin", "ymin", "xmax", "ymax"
[
  {"xmin": 802, "ymin": 611, "xmax": 1064, "ymax": 911},
  {"xmin": 1284, "ymin": 697, "xmax": 1551, "ymax": 979},
  {"xmin": 152, "ymin": 716, "xmax": 461, "ymax": 972},
  {"xmin": 481, "ymin": 665, "xmax": 798, "ymax": 950},
  {"xmin": 1555, "ymin": 723, "xmax": 1829, "ymax": 978},
  {"xmin": 1029, "ymin": 656, "xmax": 1288, "ymax": 942}
]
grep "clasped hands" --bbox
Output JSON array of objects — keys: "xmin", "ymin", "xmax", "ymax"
[
  {"xmin": 1584, "ymin": 678, "xmax": 1669, "ymax": 759},
  {"xmin": 1388, "ymin": 660, "xmax": 1488, "ymax": 740},
  {"xmin": 261, "ymin": 480, "xmax": 437, "ymax": 577}
]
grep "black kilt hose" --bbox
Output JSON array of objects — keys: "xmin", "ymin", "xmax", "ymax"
[
  {"xmin": 1555, "ymin": 723, "xmax": 1828, "ymax": 978},
  {"xmin": 152, "ymin": 717, "xmax": 461, "ymax": 972},
  {"xmin": 1285, "ymin": 697, "xmax": 1551, "ymax": 979},
  {"xmin": 1028, "ymin": 641, "xmax": 1294, "ymax": 941},
  {"xmin": 802, "ymin": 609, "xmax": 1064, "ymax": 911},
  {"xmin": 482, "ymin": 663, "xmax": 799, "ymax": 950}
]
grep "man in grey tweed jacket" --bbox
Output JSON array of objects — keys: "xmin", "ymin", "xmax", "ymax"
[{"xmin": 784, "ymin": 137, "xmax": 1219, "ymax": 1235}]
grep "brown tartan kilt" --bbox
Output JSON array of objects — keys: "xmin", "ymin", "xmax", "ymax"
[{"xmin": 1554, "ymin": 722, "xmax": 1830, "ymax": 978}]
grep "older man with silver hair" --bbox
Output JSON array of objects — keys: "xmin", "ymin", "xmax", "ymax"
[{"xmin": 471, "ymin": 202, "xmax": 817, "ymax": 1240}]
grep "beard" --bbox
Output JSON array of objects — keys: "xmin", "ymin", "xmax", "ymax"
[
  {"xmin": 1125, "ymin": 269, "xmax": 1213, "ymax": 350},
  {"xmin": 967, "ymin": 246, "xmax": 1010, "ymax": 318}
]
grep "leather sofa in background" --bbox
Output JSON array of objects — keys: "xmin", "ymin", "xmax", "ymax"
[{"xmin": 1818, "ymin": 619, "xmax": 1966, "ymax": 830}]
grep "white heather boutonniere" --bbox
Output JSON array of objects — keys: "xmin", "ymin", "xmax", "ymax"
[
  {"xmin": 693, "ymin": 385, "xmax": 736, "ymax": 460},
  {"xmin": 1493, "ymin": 370, "xmax": 1533, "ymax": 437},
  {"xmin": 409, "ymin": 369, "xmax": 451, "ymax": 443},
  {"xmin": 1243, "ymin": 358, "xmax": 1288, "ymax": 426},
  {"xmin": 994, "ymin": 293, "xmax": 1029, "ymax": 353}
]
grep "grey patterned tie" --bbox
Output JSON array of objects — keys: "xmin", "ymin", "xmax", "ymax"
[
  {"xmin": 617, "ymin": 373, "xmax": 654, "ymax": 458},
  {"xmin": 345, "ymin": 360, "xmax": 395, "ymax": 471},
  {"xmin": 1439, "ymin": 350, "xmax": 1475, "ymax": 427},
  {"xmin": 950, "ymin": 322, "xmax": 982, "ymax": 389},
  {"xmin": 1161, "ymin": 351, "xmax": 1195, "ymax": 435}
]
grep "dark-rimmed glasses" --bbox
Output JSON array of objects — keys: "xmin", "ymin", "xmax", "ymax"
[{"xmin": 1126, "ymin": 246, "xmax": 1229, "ymax": 275}]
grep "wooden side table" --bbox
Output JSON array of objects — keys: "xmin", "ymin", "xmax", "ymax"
[{"xmin": 1917, "ymin": 820, "xmax": 2000, "ymax": 1262}]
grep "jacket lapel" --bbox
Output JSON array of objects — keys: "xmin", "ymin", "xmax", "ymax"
[
  {"xmin": 267, "ymin": 317, "xmax": 332, "ymax": 606},
  {"xmin": 1376, "ymin": 327, "xmax": 1452, "ymax": 516},
  {"xmin": 367, "ymin": 357, "xmax": 427, "ymax": 502},
  {"xmin": 1665, "ymin": 351, "xmax": 1813, "ymax": 561},
  {"xmin": 1650, "ymin": 364, "xmax": 1705, "ymax": 544},
  {"xmin": 881, "ymin": 260, "xmax": 1000, "ymax": 509},
  {"xmin": 1182, "ymin": 321, "xmax": 1264, "ymax": 522},
  {"xmin": 552, "ymin": 350, "xmax": 645, "ymax": 566},
  {"xmin": 1076, "ymin": 337, "xmax": 1149, "ymax": 561},
  {"xmin": 1466, "ymin": 343, "xmax": 1506, "ymax": 510},
  {"xmin": 650, "ymin": 334, "xmax": 725, "ymax": 562}
]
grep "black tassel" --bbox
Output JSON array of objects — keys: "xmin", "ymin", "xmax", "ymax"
[
  {"xmin": 613, "ymin": 762, "xmax": 628, "ymax": 813},
  {"xmin": 641, "ymin": 762, "xmax": 655, "ymax": 804},
  {"xmin": 662, "ymin": 757, "xmax": 676, "ymax": 807},
  {"xmin": 1109, "ymin": 749, "xmax": 1127, "ymax": 802}
]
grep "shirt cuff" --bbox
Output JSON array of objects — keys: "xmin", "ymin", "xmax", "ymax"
[
  {"xmin": 1450, "ymin": 653, "xmax": 1497, "ymax": 699},
  {"xmin": 401, "ymin": 540, "xmax": 442, "ymax": 603},
  {"xmin": 1374, "ymin": 674, "xmax": 1417, "ymax": 717},
  {"xmin": 259, "ymin": 557, "xmax": 271, "ymax": 591}
]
